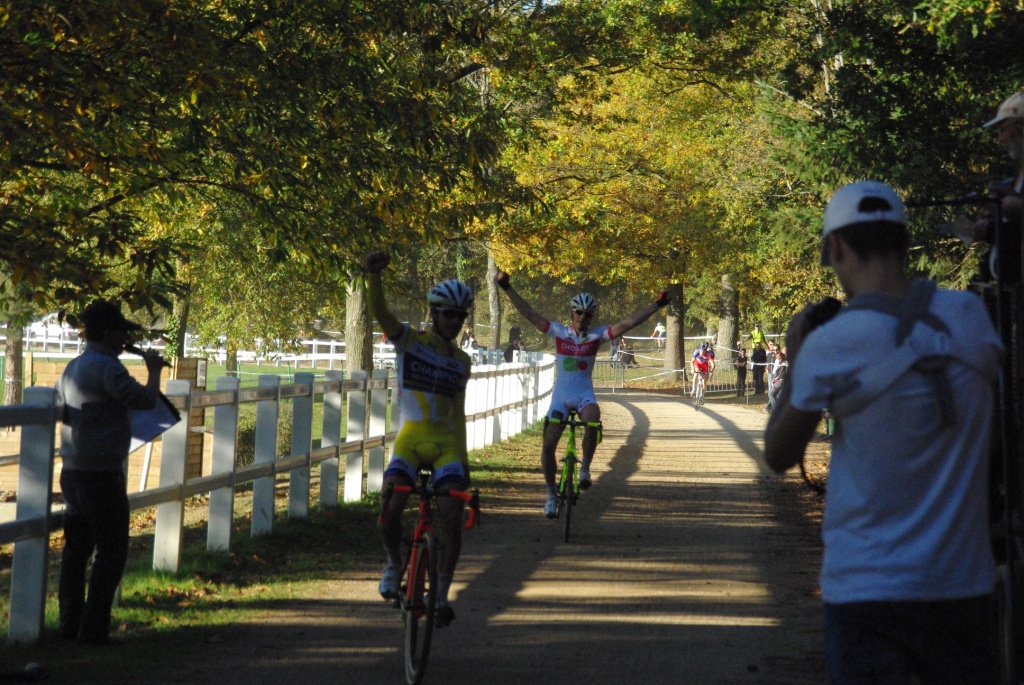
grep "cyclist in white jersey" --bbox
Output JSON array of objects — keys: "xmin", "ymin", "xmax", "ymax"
[{"xmin": 495, "ymin": 270, "xmax": 671, "ymax": 517}]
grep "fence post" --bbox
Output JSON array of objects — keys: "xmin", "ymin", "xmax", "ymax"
[
  {"xmin": 465, "ymin": 372, "xmax": 481, "ymax": 451},
  {"xmin": 366, "ymin": 369, "xmax": 388, "ymax": 493},
  {"xmin": 208, "ymin": 376, "xmax": 239, "ymax": 552},
  {"xmin": 153, "ymin": 380, "xmax": 192, "ymax": 573},
  {"xmin": 320, "ymin": 371, "xmax": 343, "ymax": 507},
  {"xmin": 490, "ymin": 367, "xmax": 502, "ymax": 445},
  {"xmin": 252, "ymin": 375, "xmax": 280, "ymax": 537},
  {"xmin": 7, "ymin": 387, "xmax": 58, "ymax": 645},
  {"xmin": 515, "ymin": 366, "xmax": 527, "ymax": 437},
  {"xmin": 289, "ymin": 373, "xmax": 314, "ymax": 520},
  {"xmin": 345, "ymin": 370, "xmax": 367, "ymax": 502}
]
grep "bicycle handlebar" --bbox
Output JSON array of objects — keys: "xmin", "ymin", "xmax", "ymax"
[
  {"xmin": 547, "ymin": 416, "xmax": 602, "ymax": 429},
  {"xmin": 387, "ymin": 484, "xmax": 482, "ymax": 529}
]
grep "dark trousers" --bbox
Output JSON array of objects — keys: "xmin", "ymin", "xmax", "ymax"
[
  {"xmin": 736, "ymin": 369, "xmax": 747, "ymax": 395},
  {"xmin": 59, "ymin": 469, "xmax": 130, "ymax": 642},
  {"xmin": 824, "ymin": 595, "xmax": 999, "ymax": 684},
  {"xmin": 753, "ymin": 368, "xmax": 765, "ymax": 395}
]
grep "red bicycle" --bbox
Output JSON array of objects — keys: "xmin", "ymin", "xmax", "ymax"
[{"xmin": 382, "ymin": 470, "xmax": 480, "ymax": 685}]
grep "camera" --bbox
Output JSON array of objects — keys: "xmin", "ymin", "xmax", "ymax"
[{"xmin": 801, "ymin": 297, "xmax": 843, "ymax": 339}]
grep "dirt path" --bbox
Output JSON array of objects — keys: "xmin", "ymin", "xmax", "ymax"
[{"xmin": 149, "ymin": 392, "xmax": 827, "ymax": 685}]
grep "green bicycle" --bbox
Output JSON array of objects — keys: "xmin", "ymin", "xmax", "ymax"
[{"xmin": 549, "ymin": 407, "xmax": 602, "ymax": 543}]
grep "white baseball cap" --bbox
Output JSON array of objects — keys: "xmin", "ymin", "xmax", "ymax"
[
  {"xmin": 822, "ymin": 180, "xmax": 907, "ymax": 237},
  {"xmin": 984, "ymin": 91, "xmax": 1024, "ymax": 128}
]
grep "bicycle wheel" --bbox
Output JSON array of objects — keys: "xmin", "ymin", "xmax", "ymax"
[
  {"xmin": 562, "ymin": 457, "xmax": 575, "ymax": 543},
  {"xmin": 404, "ymin": 531, "xmax": 438, "ymax": 685}
]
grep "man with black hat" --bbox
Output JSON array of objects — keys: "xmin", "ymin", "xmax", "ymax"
[
  {"xmin": 56, "ymin": 299, "xmax": 166, "ymax": 645},
  {"xmin": 764, "ymin": 181, "xmax": 1003, "ymax": 683}
]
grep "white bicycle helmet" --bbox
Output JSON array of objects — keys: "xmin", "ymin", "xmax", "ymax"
[
  {"xmin": 427, "ymin": 279, "xmax": 474, "ymax": 310},
  {"xmin": 570, "ymin": 292, "xmax": 597, "ymax": 313}
]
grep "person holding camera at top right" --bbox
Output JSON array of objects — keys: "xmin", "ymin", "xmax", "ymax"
[
  {"xmin": 983, "ymin": 90, "xmax": 1023, "ymax": 229},
  {"xmin": 764, "ymin": 180, "xmax": 1003, "ymax": 684}
]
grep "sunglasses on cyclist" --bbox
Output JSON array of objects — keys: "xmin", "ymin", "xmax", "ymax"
[
  {"xmin": 436, "ymin": 308, "xmax": 469, "ymax": 321},
  {"xmin": 572, "ymin": 309, "xmax": 593, "ymax": 318}
]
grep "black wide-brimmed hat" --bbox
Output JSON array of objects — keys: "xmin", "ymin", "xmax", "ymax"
[{"xmin": 80, "ymin": 299, "xmax": 142, "ymax": 335}]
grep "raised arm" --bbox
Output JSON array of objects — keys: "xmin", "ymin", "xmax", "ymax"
[
  {"xmin": 494, "ymin": 270, "xmax": 550, "ymax": 333},
  {"xmin": 364, "ymin": 250, "xmax": 404, "ymax": 340},
  {"xmin": 608, "ymin": 290, "xmax": 671, "ymax": 339}
]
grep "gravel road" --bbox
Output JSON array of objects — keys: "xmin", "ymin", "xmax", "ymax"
[{"xmin": 119, "ymin": 392, "xmax": 829, "ymax": 685}]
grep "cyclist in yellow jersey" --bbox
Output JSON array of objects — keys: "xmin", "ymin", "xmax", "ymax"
[{"xmin": 365, "ymin": 249, "xmax": 473, "ymax": 628}]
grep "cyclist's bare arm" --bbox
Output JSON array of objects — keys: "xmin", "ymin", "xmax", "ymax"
[
  {"xmin": 365, "ymin": 250, "xmax": 405, "ymax": 340},
  {"xmin": 608, "ymin": 290, "xmax": 671, "ymax": 339},
  {"xmin": 764, "ymin": 398, "xmax": 819, "ymax": 473},
  {"xmin": 494, "ymin": 270, "xmax": 551, "ymax": 333}
]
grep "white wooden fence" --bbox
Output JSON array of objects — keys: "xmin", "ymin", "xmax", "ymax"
[{"xmin": 0, "ymin": 356, "xmax": 555, "ymax": 644}]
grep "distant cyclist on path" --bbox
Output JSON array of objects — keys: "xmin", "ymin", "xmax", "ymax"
[
  {"xmin": 365, "ymin": 249, "xmax": 474, "ymax": 627},
  {"xmin": 690, "ymin": 342, "xmax": 715, "ymax": 398},
  {"xmin": 495, "ymin": 269, "xmax": 671, "ymax": 517}
]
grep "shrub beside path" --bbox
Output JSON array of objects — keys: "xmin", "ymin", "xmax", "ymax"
[{"xmin": 65, "ymin": 392, "xmax": 830, "ymax": 684}]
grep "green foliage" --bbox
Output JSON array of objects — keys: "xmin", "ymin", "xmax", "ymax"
[
  {"xmin": 1, "ymin": 0, "xmax": 1021, "ymax": 335},
  {"xmin": 234, "ymin": 404, "xmax": 293, "ymax": 469}
]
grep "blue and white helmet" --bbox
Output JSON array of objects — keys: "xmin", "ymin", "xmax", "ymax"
[
  {"xmin": 427, "ymin": 279, "xmax": 474, "ymax": 310},
  {"xmin": 570, "ymin": 292, "xmax": 597, "ymax": 313}
]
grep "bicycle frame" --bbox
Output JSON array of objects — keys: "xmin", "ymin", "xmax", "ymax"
[
  {"xmin": 387, "ymin": 473, "xmax": 480, "ymax": 608},
  {"xmin": 382, "ymin": 471, "xmax": 479, "ymax": 685},
  {"xmin": 548, "ymin": 410, "xmax": 602, "ymax": 542}
]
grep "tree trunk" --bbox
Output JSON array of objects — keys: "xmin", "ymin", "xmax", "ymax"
[
  {"xmin": 487, "ymin": 247, "xmax": 501, "ymax": 351},
  {"xmin": 172, "ymin": 291, "xmax": 191, "ymax": 359},
  {"xmin": 226, "ymin": 345, "xmax": 239, "ymax": 377},
  {"xmin": 3, "ymin": 321, "xmax": 25, "ymax": 406},
  {"xmin": 664, "ymin": 282, "xmax": 685, "ymax": 380},
  {"xmin": 716, "ymin": 274, "xmax": 738, "ymax": 356},
  {"xmin": 345, "ymin": 276, "xmax": 373, "ymax": 374}
]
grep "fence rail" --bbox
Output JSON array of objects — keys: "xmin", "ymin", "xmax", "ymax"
[{"xmin": 0, "ymin": 356, "xmax": 554, "ymax": 644}]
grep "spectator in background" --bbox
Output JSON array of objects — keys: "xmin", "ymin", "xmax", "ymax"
[
  {"xmin": 733, "ymin": 347, "xmax": 748, "ymax": 397},
  {"xmin": 459, "ymin": 324, "xmax": 474, "ymax": 349},
  {"xmin": 749, "ymin": 323, "xmax": 767, "ymax": 349},
  {"xmin": 508, "ymin": 324, "xmax": 523, "ymax": 346},
  {"xmin": 982, "ymin": 91, "xmax": 1023, "ymax": 231},
  {"xmin": 764, "ymin": 349, "xmax": 787, "ymax": 413},
  {"xmin": 765, "ymin": 341, "xmax": 778, "ymax": 388},
  {"xmin": 56, "ymin": 299, "xmax": 165, "ymax": 645},
  {"xmin": 751, "ymin": 342, "xmax": 767, "ymax": 395},
  {"xmin": 618, "ymin": 339, "xmax": 637, "ymax": 367},
  {"xmin": 503, "ymin": 337, "xmax": 524, "ymax": 363}
]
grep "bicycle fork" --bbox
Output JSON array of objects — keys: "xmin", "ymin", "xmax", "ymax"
[
  {"xmin": 559, "ymin": 442, "xmax": 578, "ymax": 502},
  {"xmin": 402, "ymin": 502, "xmax": 433, "ymax": 609}
]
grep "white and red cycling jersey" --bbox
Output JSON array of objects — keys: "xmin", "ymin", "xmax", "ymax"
[{"xmin": 544, "ymin": 320, "xmax": 611, "ymax": 418}]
